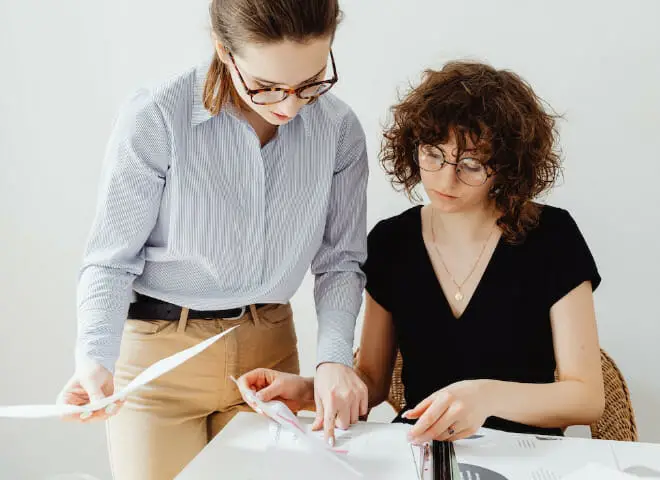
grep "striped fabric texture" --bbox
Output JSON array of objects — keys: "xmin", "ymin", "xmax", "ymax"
[{"xmin": 76, "ymin": 63, "xmax": 368, "ymax": 373}]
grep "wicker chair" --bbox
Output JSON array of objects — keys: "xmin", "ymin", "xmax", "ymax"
[
  {"xmin": 359, "ymin": 348, "xmax": 638, "ymax": 442},
  {"xmin": 589, "ymin": 349, "xmax": 638, "ymax": 441}
]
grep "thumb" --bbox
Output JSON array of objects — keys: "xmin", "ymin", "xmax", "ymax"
[
  {"xmin": 256, "ymin": 380, "xmax": 283, "ymax": 402},
  {"xmin": 76, "ymin": 378, "xmax": 108, "ymax": 420},
  {"xmin": 80, "ymin": 377, "xmax": 108, "ymax": 405},
  {"xmin": 402, "ymin": 396, "xmax": 434, "ymax": 420}
]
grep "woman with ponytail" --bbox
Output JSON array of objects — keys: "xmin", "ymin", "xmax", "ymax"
[{"xmin": 56, "ymin": 1, "xmax": 368, "ymax": 478}]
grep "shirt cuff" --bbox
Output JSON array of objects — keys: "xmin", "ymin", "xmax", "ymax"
[
  {"xmin": 75, "ymin": 312, "xmax": 124, "ymax": 374},
  {"xmin": 316, "ymin": 309, "xmax": 356, "ymax": 368}
]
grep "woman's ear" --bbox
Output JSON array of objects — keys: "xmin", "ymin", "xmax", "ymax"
[{"xmin": 212, "ymin": 34, "xmax": 231, "ymax": 65}]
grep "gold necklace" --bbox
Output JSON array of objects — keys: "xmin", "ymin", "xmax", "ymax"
[{"xmin": 430, "ymin": 208, "xmax": 497, "ymax": 303}]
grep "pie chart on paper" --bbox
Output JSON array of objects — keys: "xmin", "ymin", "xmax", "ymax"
[{"xmin": 459, "ymin": 463, "xmax": 509, "ymax": 479}]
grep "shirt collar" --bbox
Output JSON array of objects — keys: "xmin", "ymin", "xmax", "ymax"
[{"xmin": 191, "ymin": 62, "xmax": 214, "ymax": 126}]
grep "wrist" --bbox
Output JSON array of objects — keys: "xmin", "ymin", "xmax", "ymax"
[
  {"xmin": 316, "ymin": 361, "xmax": 341, "ymax": 371},
  {"xmin": 302, "ymin": 377, "xmax": 316, "ymax": 411},
  {"xmin": 75, "ymin": 354, "xmax": 108, "ymax": 375},
  {"xmin": 479, "ymin": 379, "xmax": 503, "ymax": 418}
]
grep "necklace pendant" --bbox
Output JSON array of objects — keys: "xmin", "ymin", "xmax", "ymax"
[{"xmin": 454, "ymin": 291, "xmax": 464, "ymax": 302}]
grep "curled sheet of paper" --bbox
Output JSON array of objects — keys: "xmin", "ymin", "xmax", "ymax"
[
  {"xmin": 230, "ymin": 376, "xmax": 363, "ymax": 478},
  {"xmin": 0, "ymin": 325, "xmax": 239, "ymax": 419}
]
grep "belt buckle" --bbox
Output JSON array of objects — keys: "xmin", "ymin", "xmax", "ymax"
[{"xmin": 225, "ymin": 305, "xmax": 246, "ymax": 320}]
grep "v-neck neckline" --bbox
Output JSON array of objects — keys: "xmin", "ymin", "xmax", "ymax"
[{"xmin": 414, "ymin": 205, "xmax": 504, "ymax": 321}]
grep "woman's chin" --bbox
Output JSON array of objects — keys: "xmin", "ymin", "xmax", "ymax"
[{"xmin": 429, "ymin": 198, "xmax": 464, "ymax": 213}]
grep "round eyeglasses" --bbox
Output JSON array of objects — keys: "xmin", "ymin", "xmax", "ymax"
[
  {"xmin": 228, "ymin": 50, "xmax": 338, "ymax": 106},
  {"xmin": 414, "ymin": 143, "xmax": 494, "ymax": 187}
]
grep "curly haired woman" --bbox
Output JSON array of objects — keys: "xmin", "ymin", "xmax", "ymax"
[{"xmin": 237, "ymin": 61, "xmax": 605, "ymax": 443}]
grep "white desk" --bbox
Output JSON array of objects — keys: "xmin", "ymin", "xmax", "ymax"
[
  {"xmin": 177, "ymin": 412, "xmax": 660, "ymax": 479},
  {"xmin": 177, "ymin": 412, "xmax": 418, "ymax": 480}
]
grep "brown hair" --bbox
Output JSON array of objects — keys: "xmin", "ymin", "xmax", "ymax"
[
  {"xmin": 203, "ymin": 0, "xmax": 341, "ymax": 115},
  {"xmin": 380, "ymin": 61, "xmax": 562, "ymax": 243}
]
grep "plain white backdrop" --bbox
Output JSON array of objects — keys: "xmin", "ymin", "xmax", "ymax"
[{"xmin": 1, "ymin": 0, "xmax": 659, "ymax": 478}]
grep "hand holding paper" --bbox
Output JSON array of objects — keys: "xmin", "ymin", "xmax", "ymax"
[
  {"xmin": 231, "ymin": 375, "xmax": 363, "ymax": 478},
  {"xmin": 0, "ymin": 325, "xmax": 239, "ymax": 420},
  {"xmin": 57, "ymin": 360, "xmax": 122, "ymax": 422},
  {"xmin": 236, "ymin": 367, "xmax": 315, "ymax": 414}
]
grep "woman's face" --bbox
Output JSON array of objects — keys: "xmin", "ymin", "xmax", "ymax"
[
  {"xmin": 216, "ymin": 36, "xmax": 333, "ymax": 126},
  {"xmin": 419, "ymin": 130, "xmax": 496, "ymax": 214}
]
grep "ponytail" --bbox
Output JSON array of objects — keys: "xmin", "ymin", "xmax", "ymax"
[{"xmin": 203, "ymin": 54, "xmax": 239, "ymax": 116}]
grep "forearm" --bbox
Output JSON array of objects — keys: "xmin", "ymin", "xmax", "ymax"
[
  {"xmin": 355, "ymin": 369, "xmax": 390, "ymax": 409},
  {"xmin": 76, "ymin": 266, "xmax": 136, "ymax": 373},
  {"xmin": 313, "ymin": 108, "xmax": 368, "ymax": 367},
  {"xmin": 315, "ymin": 271, "xmax": 363, "ymax": 367},
  {"xmin": 483, "ymin": 378, "xmax": 605, "ymax": 429}
]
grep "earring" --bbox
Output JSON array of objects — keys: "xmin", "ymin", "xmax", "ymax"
[{"xmin": 489, "ymin": 186, "xmax": 501, "ymax": 198}]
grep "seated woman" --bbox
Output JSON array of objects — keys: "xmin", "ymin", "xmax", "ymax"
[{"xmin": 237, "ymin": 61, "xmax": 605, "ymax": 445}]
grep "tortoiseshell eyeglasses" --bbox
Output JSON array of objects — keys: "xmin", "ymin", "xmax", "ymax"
[{"xmin": 228, "ymin": 50, "xmax": 338, "ymax": 105}]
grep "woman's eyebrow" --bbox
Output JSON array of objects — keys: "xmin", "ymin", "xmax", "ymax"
[{"xmin": 252, "ymin": 65, "xmax": 326, "ymax": 87}]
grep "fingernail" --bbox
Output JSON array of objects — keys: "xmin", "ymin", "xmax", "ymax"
[
  {"xmin": 80, "ymin": 411, "xmax": 92, "ymax": 420},
  {"xmin": 328, "ymin": 437, "xmax": 335, "ymax": 447}
]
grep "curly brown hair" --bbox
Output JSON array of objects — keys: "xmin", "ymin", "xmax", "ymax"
[{"xmin": 380, "ymin": 61, "xmax": 562, "ymax": 243}]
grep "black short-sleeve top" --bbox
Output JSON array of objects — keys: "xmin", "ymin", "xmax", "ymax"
[{"xmin": 362, "ymin": 204, "xmax": 601, "ymax": 436}]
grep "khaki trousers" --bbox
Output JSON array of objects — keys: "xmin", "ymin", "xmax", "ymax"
[{"xmin": 106, "ymin": 303, "xmax": 299, "ymax": 480}]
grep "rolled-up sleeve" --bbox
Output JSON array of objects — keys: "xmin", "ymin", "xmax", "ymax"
[
  {"xmin": 76, "ymin": 90, "xmax": 170, "ymax": 373},
  {"xmin": 311, "ymin": 108, "xmax": 368, "ymax": 367}
]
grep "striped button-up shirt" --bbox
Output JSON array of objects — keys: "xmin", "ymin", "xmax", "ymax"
[{"xmin": 76, "ymin": 63, "xmax": 368, "ymax": 373}]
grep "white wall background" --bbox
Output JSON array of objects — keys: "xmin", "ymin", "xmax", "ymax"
[{"xmin": 1, "ymin": 0, "xmax": 658, "ymax": 478}]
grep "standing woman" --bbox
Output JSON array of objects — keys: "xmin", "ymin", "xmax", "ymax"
[{"xmin": 56, "ymin": 1, "xmax": 368, "ymax": 478}]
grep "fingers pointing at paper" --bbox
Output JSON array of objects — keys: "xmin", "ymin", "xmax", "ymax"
[
  {"xmin": 312, "ymin": 363, "xmax": 368, "ymax": 447},
  {"xmin": 236, "ymin": 364, "xmax": 368, "ymax": 448}
]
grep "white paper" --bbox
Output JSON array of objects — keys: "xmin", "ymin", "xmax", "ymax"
[
  {"xmin": 270, "ymin": 420, "xmax": 420, "ymax": 479},
  {"xmin": 454, "ymin": 429, "xmax": 621, "ymax": 479},
  {"xmin": 230, "ymin": 376, "xmax": 363, "ymax": 478},
  {"xmin": 179, "ymin": 410, "xmax": 418, "ymax": 480},
  {"xmin": 561, "ymin": 463, "xmax": 637, "ymax": 479},
  {"xmin": 0, "ymin": 325, "xmax": 239, "ymax": 419}
]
